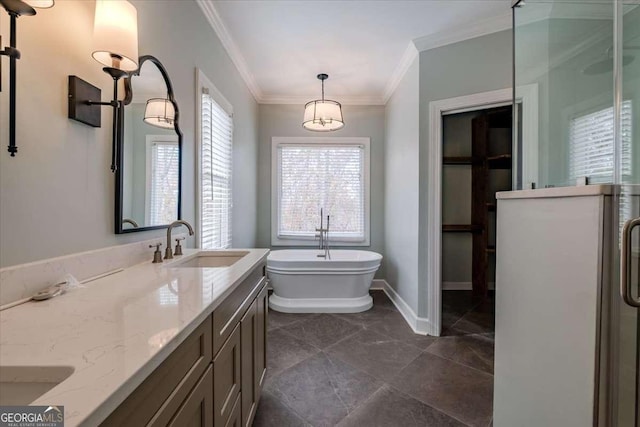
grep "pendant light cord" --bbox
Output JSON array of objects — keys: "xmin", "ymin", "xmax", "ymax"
[{"xmin": 321, "ymin": 78, "xmax": 325, "ymax": 101}]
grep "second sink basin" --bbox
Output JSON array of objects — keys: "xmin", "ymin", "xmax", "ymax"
[
  {"xmin": 170, "ymin": 251, "xmax": 249, "ymax": 268},
  {"xmin": 0, "ymin": 366, "xmax": 74, "ymax": 406}
]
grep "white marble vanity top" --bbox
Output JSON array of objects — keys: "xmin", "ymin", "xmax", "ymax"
[{"xmin": 0, "ymin": 248, "xmax": 269, "ymax": 426}]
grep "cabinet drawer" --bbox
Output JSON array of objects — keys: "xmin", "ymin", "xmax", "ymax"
[
  {"xmin": 213, "ymin": 266, "xmax": 265, "ymax": 355},
  {"xmin": 167, "ymin": 366, "xmax": 213, "ymax": 427},
  {"xmin": 214, "ymin": 323, "xmax": 241, "ymax": 427},
  {"xmin": 101, "ymin": 317, "xmax": 212, "ymax": 427}
]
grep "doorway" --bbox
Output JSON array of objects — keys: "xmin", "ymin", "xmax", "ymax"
[{"xmin": 440, "ymin": 106, "xmax": 512, "ymax": 335}]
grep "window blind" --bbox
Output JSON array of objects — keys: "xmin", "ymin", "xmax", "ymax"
[
  {"xmin": 201, "ymin": 91, "xmax": 233, "ymax": 249},
  {"xmin": 277, "ymin": 144, "xmax": 365, "ymax": 242},
  {"xmin": 148, "ymin": 141, "xmax": 179, "ymax": 225},
  {"xmin": 569, "ymin": 100, "xmax": 632, "ymax": 184}
]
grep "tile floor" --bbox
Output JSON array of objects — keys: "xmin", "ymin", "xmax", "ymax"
[{"xmin": 254, "ymin": 290, "xmax": 495, "ymax": 427}]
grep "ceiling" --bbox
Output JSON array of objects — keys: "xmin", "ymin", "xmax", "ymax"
[{"xmin": 200, "ymin": 0, "xmax": 513, "ymax": 104}]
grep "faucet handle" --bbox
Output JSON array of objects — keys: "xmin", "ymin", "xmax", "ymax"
[
  {"xmin": 174, "ymin": 237, "xmax": 185, "ymax": 256},
  {"xmin": 149, "ymin": 243, "xmax": 163, "ymax": 263}
]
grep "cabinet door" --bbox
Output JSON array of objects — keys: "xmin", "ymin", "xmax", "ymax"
[
  {"xmin": 224, "ymin": 393, "xmax": 242, "ymax": 427},
  {"xmin": 214, "ymin": 324, "xmax": 241, "ymax": 427},
  {"xmin": 256, "ymin": 285, "xmax": 268, "ymax": 392},
  {"xmin": 241, "ymin": 298, "xmax": 258, "ymax": 427},
  {"xmin": 167, "ymin": 366, "xmax": 213, "ymax": 427}
]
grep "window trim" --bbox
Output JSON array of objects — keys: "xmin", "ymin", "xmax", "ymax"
[
  {"xmin": 196, "ymin": 68, "xmax": 234, "ymax": 249},
  {"xmin": 271, "ymin": 136, "xmax": 371, "ymax": 247}
]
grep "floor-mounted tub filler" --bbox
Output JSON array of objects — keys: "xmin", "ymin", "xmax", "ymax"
[{"xmin": 266, "ymin": 249, "xmax": 382, "ymax": 313}]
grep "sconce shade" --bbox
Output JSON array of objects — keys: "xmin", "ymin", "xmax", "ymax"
[
  {"xmin": 144, "ymin": 98, "xmax": 175, "ymax": 129},
  {"xmin": 92, "ymin": 0, "xmax": 139, "ymax": 72},
  {"xmin": 303, "ymin": 100, "xmax": 344, "ymax": 132},
  {"xmin": 23, "ymin": 0, "xmax": 54, "ymax": 8}
]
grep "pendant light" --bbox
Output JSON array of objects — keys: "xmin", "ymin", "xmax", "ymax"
[{"xmin": 302, "ymin": 73, "xmax": 344, "ymax": 132}]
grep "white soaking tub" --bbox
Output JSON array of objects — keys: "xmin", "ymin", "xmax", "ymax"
[{"xmin": 266, "ymin": 249, "xmax": 382, "ymax": 313}]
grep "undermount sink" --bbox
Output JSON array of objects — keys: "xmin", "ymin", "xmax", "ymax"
[
  {"xmin": 170, "ymin": 251, "xmax": 249, "ymax": 268},
  {"xmin": 0, "ymin": 366, "xmax": 74, "ymax": 406}
]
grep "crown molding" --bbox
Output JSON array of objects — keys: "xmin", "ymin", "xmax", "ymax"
[
  {"xmin": 413, "ymin": 12, "xmax": 513, "ymax": 53},
  {"xmin": 382, "ymin": 42, "xmax": 419, "ymax": 104},
  {"xmin": 259, "ymin": 94, "xmax": 386, "ymax": 106},
  {"xmin": 196, "ymin": 0, "xmax": 263, "ymax": 102}
]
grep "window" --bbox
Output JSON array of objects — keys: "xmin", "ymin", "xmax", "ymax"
[
  {"xmin": 569, "ymin": 100, "xmax": 632, "ymax": 184},
  {"xmin": 570, "ymin": 101, "xmax": 633, "ymax": 230},
  {"xmin": 198, "ymin": 71, "xmax": 233, "ymax": 249},
  {"xmin": 272, "ymin": 137, "xmax": 370, "ymax": 245},
  {"xmin": 146, "ymin": 136, "xmax": 179, "ymax": 225}
]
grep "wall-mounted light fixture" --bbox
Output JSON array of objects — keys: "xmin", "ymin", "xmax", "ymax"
[
  {"xmin": 302, "ymin": 73, "xmax": 344, "ymax": 132},
  {"xmin": 67, "ymin": 0, "xmax": 138, "ymax": 172},
  {"xmin": 144, "ymin": 98, "xmax": 175, "ymax": 129},
  {"xmin": 0, "ymin": 0, "xmax": 54, "ymax": 157}
]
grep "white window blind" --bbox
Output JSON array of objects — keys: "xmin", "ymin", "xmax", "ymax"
[
  {"xmin": 148, "ymin": 140, "xmax": 179, "ymax": 225},
  {"xmin": 277, "ymin": 143, "xmax": 366, "ymax": 242},
  {"xmin": 569, "ymin": 100, "xmax": 632, "ymax": 183},
  {"xmin": 200, "ymin": 90, "xmax": 233, "ymax": 249}
]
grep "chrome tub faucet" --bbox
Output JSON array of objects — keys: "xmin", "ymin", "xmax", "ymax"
[{"xmin": 315, "ymin": 209, "xmax": 331, "ymax": 259}]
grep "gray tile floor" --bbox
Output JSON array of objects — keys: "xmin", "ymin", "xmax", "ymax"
[{"xmin": 254, "ymin": 290, "xmax": 495, "ymax": 427}]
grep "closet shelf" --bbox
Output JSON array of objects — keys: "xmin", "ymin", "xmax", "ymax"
[
  {"xmin": 487, "ymin": 154, "xmax": 512, "ymax": 169},
  {"xmin": 442, "ymin": 224, "xmax": 483, "ymax": 233},
  {"xmin": 486, "ymin": 246, "xmax": 496, "ymax": 253},
  {"xmin": 486, "ymin": 203, "xmax": 496, "ymax": 212},
  {"xmin": 443, "ymin": 156, "xmax": 478, "ymax": 165}
]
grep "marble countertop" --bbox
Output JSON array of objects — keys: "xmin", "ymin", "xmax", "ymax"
[{"xmin": 0, "ymin": 248, "xmax": 269, "ymax": 426}]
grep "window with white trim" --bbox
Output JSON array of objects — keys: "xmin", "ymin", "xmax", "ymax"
[
  {"xmin": 569, "ymin": 100, "xmax": 632, "ymax": 184},
  {"xmin": 199, "ymin": 76, "xmax": 233, "ymax": 249},
  {"xmin": 272, "ymin": 137, "xmax": 370, "ymax": 245},
  {"xmin": 146, "ymin": 136, "xmax": 179, "ymax": 226}
]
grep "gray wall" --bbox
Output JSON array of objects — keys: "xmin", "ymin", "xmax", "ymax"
[
  {"xmin": 257, "ymin": 104, "xmax": 386, "ymax": 277},
  {"xmin": 417, "ymin": 30, "xmax": 513, "ymax": 317},
  {"xmin": 384, "ymin": 58, "xmax": 420, "ymax": 311},
  {"xmin": 0, "ymin": 0, "xmax": 258, "ymax": 267}
]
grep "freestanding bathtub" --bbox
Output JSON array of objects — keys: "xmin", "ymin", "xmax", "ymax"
[{"xmin": 266, "ymin": 249, "xmax": 382, "ymax": 313}]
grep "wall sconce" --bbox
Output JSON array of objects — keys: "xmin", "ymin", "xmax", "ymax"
[
  {"xmin": 67, "ymin": 0, "xmax": 138, "ymax": 172},
  {"xmin": 144, "ymin": 98, "xmax": 175, "ymax": 129},
  {"xmin": 0, "ymin": 0, "xmax": 54, "ymax": 157}
]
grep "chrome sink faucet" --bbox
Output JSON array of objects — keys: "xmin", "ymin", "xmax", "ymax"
[
  {"xmin": 165, "ymin": 220, "xmax": 195, "ymax": 260},
  {"xmin": 315, "ymin": 209, "xmax": 331, "ymax": 259}
]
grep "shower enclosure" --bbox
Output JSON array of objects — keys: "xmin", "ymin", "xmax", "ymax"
[{"xmin": 513, "ymin": 0, "xmax": 639, "ymax": 425}]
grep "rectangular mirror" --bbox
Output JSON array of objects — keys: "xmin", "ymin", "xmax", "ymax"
[{"xmin": 115, "ymin": 55, "xmax": 182, "ymax": 233}]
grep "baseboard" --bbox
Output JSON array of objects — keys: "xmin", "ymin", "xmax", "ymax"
[
  {"xmin": 442, "ymin": 281, "xmax": 496, "ymax": 290},
  {"xmin": 375, "ymin": 280, "xmax": 431, "ymax": 336},
  {"xmin": 370, "ymin": 279, "xmax": 386, "ymax": 290}
]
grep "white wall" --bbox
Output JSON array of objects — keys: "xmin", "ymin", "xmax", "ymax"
[
  {"xmin": 384, "ymin": 58, "xmax": 420, "ymax": 311},
  {"xmin": 0, "ymin": 0, "xmax": 258, "ymax": 267},
  {"xmin": 257, "ymin": 104, "xmax": 386, "ymax": 277}
]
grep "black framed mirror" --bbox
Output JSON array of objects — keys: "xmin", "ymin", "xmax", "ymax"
[{"xmin": 115, "ymin": 55, "xmax": 182, "ymax": 234}]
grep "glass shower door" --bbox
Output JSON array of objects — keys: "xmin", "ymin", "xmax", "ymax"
[{"xmin": 613, "ymin": 2, "xmax": 640, "ymax": 425}]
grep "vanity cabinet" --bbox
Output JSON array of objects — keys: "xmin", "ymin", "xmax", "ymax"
[
  {"xmin": 241, "ymin": 285, "xmax": 268, "ymax": 427},
  {"xmin": 213, "ymin": 324, "xmax": 241, "ymax": 427},
  {"xmin": 100, "ymin": 262, "xmax": 267, "ymax": 427}
]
